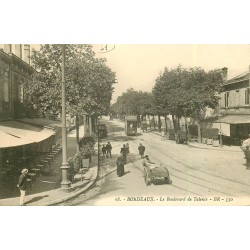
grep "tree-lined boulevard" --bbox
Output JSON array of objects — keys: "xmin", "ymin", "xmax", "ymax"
[{"xmin": 61, "ymin": 118, "xmax": 250, "ymax": 206}]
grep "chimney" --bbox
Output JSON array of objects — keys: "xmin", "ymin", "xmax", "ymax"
[
  {"xmin": 24, "ymin": 44, "xmax": 30, "ymax": 65},
  {"xmin": 4, "ymin": 44, "xmax": 12, "ymax": 53},
  {"xmin": 221, "ymin": 67, "xmax": 228, "ymax": 82},
  {"xmin": 15, "ymin": 44, "xmax": 22, "ymax": 58}
]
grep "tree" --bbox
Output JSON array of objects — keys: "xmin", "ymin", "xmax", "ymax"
[
  {"xmin": 153, "ymin": 65, "xmax": 223, "ymax": 141},
  {"xmin": 111, "ymin": 88, "xmax": 154, "ymax": 123},
  {"xmin": 26, "ymin": 44, "xmax": 116, "ymax": 119}
]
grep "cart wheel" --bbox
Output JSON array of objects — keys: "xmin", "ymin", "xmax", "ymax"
[
  {"xmin": 164, "ymin": 177, "xmax": 172, "ymax": 184},
  {"xmin": 144, "ymin": 169, "xmax": 151, "ymax": 186}
]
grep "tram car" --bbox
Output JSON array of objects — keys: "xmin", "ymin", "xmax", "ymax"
[{"xmin": 125, "ymin": 115, "xmax": 138, "ymax": 136}]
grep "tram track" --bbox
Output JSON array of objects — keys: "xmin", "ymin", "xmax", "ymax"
[{"xmin": 128, "ymin": 136, "xmax": 250, "ymax": 198}]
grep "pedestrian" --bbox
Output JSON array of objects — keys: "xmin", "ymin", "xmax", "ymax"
[
  {"xmin": 126, "ymin": 143, "xmax": 130, "ymax": 154},
  {"xmin": 120, "ymin": 144, "xmax": 126, "ymax": 154},
  {"xmin": 138, "ymin": 143, "xmax": 145, "ymax": 158},
  {"xmin": 120, "ymin": 144, "xmax": 127, "ymax": 164},
  {"xmin": 106, "ymin": 142, "xmax": 112, "ymax": 158},
  {"xmin": 116, "ymin": 153, "xmax": 126, "ymax": 177},
  {"xmin": 144, "ymin": 155, "xmax": 155, "ymax": 165},
  {"xmin": 102, "ymin": 144, "xmax": 107, "ymax": 156},
  {"xmin": 17, "ymin": 168, "xmax": 29, "ymax": 206}
]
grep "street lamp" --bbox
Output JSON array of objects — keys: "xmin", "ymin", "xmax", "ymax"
[{"xmin": 60, "ymin": 44, "xmax": 71, "ymax": 190}]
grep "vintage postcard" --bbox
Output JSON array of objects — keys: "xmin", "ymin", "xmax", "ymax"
[{"xmin": 1, "ymin": 44, "xmax": 250, "ymax": 206}]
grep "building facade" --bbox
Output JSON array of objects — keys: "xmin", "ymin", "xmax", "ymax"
[
  {"xmin": 215, "ymin": 66, "xmax": 250, "ymax": 145},
  {"xmin": 0, "ymin": 44, "xmax": 34, "ymax": 121}
]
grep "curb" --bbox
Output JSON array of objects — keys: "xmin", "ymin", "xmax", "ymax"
[
  {"xmin": 150, "ymin": 130, "xmax": 242, "ymax": 153},
  {"xmin": 39, "ymin": 165, "xmax": 100, "ymax": 206}
]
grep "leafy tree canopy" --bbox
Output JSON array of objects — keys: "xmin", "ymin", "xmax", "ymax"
[
  {"xmin": 26, "ymin": 44, "xmax": 116, "ymax": 117},
  {"xmin": 152, "ymin": 65, "xmax": 223, "ymax": 120}
]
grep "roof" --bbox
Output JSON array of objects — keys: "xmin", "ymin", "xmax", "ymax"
[{"xmin": 225, "ymin": 71, "xmax": 249, "ymax": 85}]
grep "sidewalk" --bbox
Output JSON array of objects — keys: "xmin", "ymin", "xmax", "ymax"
[
  {"xmin": 150, "ymin": 130, "xmax": 242, "ymax": 152},
  {"xmin": 0, "ymin": 165, "xmax": 98, "ymax": 206},
  {"xmin": 0, "ymin": 125, "xmax": 99, "ymax": 206}
]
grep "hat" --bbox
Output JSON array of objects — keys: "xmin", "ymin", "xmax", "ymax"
[{"xmin": 21, "ymin": 169, "xmax": 28, "ymax": 174}]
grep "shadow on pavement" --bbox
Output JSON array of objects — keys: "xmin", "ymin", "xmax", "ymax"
[{"xmin": 25, "ymin": 195, "xmax": 49, "ymax": 205}]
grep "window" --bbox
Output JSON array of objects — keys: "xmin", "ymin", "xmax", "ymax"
[
  {"xmin": 245, "ymin": 88, "xmax": 250, "ymax": 105},
  {"xmin": 20, "ymin": 84, "xmax": 24, "ymax": 103},
  {"xmin": 225, "ymin": 92, "xmax": 229, "ymax": 107}
]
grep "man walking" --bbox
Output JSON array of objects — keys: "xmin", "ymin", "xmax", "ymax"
[
  {"xmin": 138, "ymin": 143, "xmax": 145, "ymax": 158},
  {"xmin": 17, "ymin": 169, "xmax": 29, "ymax": 206},
  {"xmin": 106, "ymin": 142, "xmax": 112, "ymax": 158},
  {"xmin": 102, "ymin": 144, "xmax": 107, "ymax": 156}
]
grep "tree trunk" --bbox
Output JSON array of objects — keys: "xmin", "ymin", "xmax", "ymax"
[
  {"xmin": 76, "ymin": 113, "xmax": 79, "ymax": 152},
  {"xmin": 153, "ymin": 115, "xmax": 155, "ymax": 130},
  {"xmin": 164, "ymin": 115, "xmax": 168, "ymax": 133},
  {"xmin": 172, "ymin": 114, "xmax": 176, "ymax": 132},
  {"xmin": 158, "ymin": 115, "xmax": 161, "ymax": 132},
  {"xmin": 185, "ymin": 116, "xmax": 189, "ymax": 144},
  {"xmin": 148, "ymin": 115, "xmax": 151, "ymax": 129},
  {"xmin": 197, "ymin": 123, "xmax": 202, "ymax": 143}
]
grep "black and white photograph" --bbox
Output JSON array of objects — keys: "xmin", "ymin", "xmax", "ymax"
[
  {"xmin": 1, "ymin": 44, "xmax": 250, "ymax": 206},
  {"xmin": 2, "ymin": 1, "xmax": 250, "ymax": 250}
]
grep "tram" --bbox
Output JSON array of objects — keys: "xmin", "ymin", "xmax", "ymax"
[{"xmin": 125, "ymin": 115, "xmax": 138, "ymax": 136}]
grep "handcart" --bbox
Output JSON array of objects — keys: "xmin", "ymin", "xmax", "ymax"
[{"xmin": 142, "ymin": 161, "xmax": 172, "ymax": 186}]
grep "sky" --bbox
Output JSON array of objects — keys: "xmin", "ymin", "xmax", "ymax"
[
  {"xmin": 94, "ymin": 44, "xmax": 250, "ymax": 102},
  {"xmin": 30, "ymin": 44, "xmax": 250, "ymax": 102}
]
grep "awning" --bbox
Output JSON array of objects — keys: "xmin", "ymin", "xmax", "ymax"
[
  {"xmin": 213, "ymin": 115, "xmax": 250, "ymax": 124},
  {"xmin": 212, "ymin": 123, "xmax": 230, "ymax": 136},
  {"xmin": 0, "ymin": 121, "xmax": 55, "ymax": 149},
  {"xmin": 0, "ymin": 131, "xmax": 34, "ymax": 148}
]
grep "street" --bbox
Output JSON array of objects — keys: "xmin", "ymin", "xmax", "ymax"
[{"xmin": 62, "ymin": 118, "xmax": 250, "ymax": 206}]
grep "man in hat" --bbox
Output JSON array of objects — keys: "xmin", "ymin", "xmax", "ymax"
[
  {"xmin": 138, "ymin": 143, "xmax": 145, "ymax": 158},
  {"xmin": 17, "ymin": 169, "xmax": 29, "ymax": 206}
]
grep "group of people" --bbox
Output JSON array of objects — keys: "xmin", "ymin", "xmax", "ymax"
[
  {"xmin": 17, "ymin": 142, "xmax": 148, "ymax": 205},
  {"xmin": 101, "ymin": 142, "xmax": 112, "ymax": 158}
]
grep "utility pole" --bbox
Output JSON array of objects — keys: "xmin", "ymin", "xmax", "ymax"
[{"xmin": 60, "ymin": 44, "xmax": 71, "ymax": 190}]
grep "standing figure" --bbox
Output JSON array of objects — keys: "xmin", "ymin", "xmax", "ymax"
[
  {"xmin": 125, "ymin": 143, "xmax": 130, "ymax": 154},
  {"xmin": 102, "ymin": 144, "xmax": 107, "ymax": 156},
  {"xmin": 120, "ymin": 144, "xmax": 127, "ymax": 164},
  {"xmin": 116, "ymin": 153, "xmax": 126, "ymax": 177},
  {"xmin": 106, "ymin": 142, "xmax": 112, "ymax": 158},
  {"xmin": 138, "ymin": 143, "xmax": 145, "ymax": 158},
  {"xmin": 17, "ymin": 169, "xmax": 29, "ymax": 206}
]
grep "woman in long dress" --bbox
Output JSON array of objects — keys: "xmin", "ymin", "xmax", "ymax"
[{"xmin": 116, "ymin": 154, "xmax": 125, "ymax": 177}]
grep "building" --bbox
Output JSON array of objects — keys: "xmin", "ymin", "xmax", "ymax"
[
  {"xmin": 0, "ymin": 44, "xmax": 34, "ymax": 120},
  {"xmin": 0, "ymin": 44, "xmax": 59, "ymax": 167},
  {"xmin": 211, "ymin": 66, "xmax": 250, "ymax": 145}
]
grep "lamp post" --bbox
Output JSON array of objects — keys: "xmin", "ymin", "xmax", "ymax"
[{"xmin": 60, "ymin": 44, "xmax": 71, "ymax": 190}]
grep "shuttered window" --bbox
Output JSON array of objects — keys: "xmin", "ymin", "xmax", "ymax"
[{"xmin": 245, "ymin": 88, "xmax": 250, "ymax": 105}]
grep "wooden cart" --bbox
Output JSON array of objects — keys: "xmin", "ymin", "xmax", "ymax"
[{"xmin": 143, "ymin": 161, "xmax": 172, "ymax": 186}]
